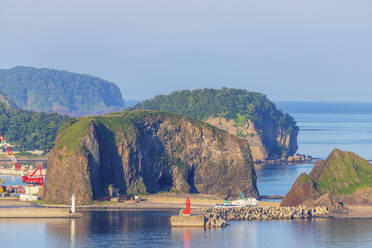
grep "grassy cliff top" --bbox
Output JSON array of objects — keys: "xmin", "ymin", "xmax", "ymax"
[
  {"xmin": 55, "ymin": 110, "xmax": 226, "ymax": 152},
  {"xmin": 310, "ymin": 149, "xmax": 372, "ymax": 196},
  {"xmin": 130, "ymin": 88, "xmax": 297, "ymax": 134}
]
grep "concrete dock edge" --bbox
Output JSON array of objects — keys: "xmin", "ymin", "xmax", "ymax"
[{"xmin": 0, "ymin": 208, "xmax": 82, "ymax": 218}]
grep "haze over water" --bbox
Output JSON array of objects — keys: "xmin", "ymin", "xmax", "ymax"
[{"xmin": 2, "ymin": 102, "xmax": 372, "ymax": 247}]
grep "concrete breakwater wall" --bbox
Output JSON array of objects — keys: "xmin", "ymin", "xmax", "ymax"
[
  {"xmin": 0, "ymin": 208, "xmax": 81, "ymax": 218},
  {"xmin": 203, "ymin": 206, "xmax": 329, "ymax": 224}
]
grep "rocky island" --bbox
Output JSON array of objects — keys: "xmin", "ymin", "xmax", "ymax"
[
  {"xmin": 281, "ymin": 149, "xmax": 372, "ymax": 217},
  {"xmin": 44, "ymin": 110, "xmax": 258, "ymax": 204},
  {"xmin": 131, "ymin": 88, "xmax": 299, "ymax": 162}
]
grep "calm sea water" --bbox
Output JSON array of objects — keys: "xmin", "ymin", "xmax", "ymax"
[
  {"xmin": 1, "ymin": 211, "xmax": 372, "ymax": 248},
  {"xmin": 277, "ymin": 101, "xmax": 372, "ymax": 160},
  {"xmin": 2, "ymin": 101, "xmax": 372, "ymax": 247}
]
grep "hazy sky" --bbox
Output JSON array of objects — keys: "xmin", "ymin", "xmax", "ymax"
[{"xmin": 1, "ymin": 0, "xmax": 371, "ymax": 101}]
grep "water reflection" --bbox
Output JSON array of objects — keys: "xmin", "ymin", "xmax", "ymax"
[
  {"xmin": 2, "ymin": 211, "xmax": 372, "ymax": 247},
  {"xmin": 183, "ymin": 230, "xmax": 190, "ymax": 248},
  {"xmin": 70, "ymin": 219, "xmax": 75, "ymax": 248}
]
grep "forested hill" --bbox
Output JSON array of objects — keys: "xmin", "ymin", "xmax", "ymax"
[
  {"xmin": 130, "ymin": 88, "xmax": 296, "ymax": 135},
  {"xmin": 130, "ymin": 88, "xmax": 299, "ymax": 160},
  {"xmin": 0, "ymin": 66, "xmax": 124, "ymax": 117},
  {"xmin": 0, "ymin": 91, "xmax": 17, "ymax": 109},
  {"xmin": 0, "ymin": 102, "xmax": 70, "ymax": 151}
]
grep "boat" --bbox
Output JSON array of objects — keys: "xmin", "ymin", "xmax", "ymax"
[{"xmin": 214, "ymin": 192, "xmax": 258, "ymax": 208}]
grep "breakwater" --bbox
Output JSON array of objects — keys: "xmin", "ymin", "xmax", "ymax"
[
  {"xmin": 0, "ymin": 207, "xmax": 81, "ymax": 218},
  {"xmin": 203, "ymin": 206, "xmax": 329, "ymax": 226}
]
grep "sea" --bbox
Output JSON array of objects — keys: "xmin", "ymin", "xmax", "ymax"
[{"xmin": 2, "ymin": 101, "xmax": 372, "ymax": 248}]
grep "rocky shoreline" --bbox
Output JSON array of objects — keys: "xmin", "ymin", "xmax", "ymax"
[
  {"xmin": 255, "ymin": 154, "xmax": 313, "ymax": 165},
  {"xmin": 202, "ymin": 206, "xmax": 329, "ymax": 228}
]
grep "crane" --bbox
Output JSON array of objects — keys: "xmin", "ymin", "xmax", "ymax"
[{"xmin": 0, "ymin": 133, "xmax": 44, "ymax": 186}]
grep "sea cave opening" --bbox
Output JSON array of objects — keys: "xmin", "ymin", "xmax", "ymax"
[{"xmin": 158, "ymin": 173, "xmax": 173, "ymax": 191}]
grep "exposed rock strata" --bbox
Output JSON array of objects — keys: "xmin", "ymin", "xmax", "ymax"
[
  {"xmin": 44, "ymin": 111, "xmax": 259, "ymax": 204},
  {"xmin": 207, "ymin": 117, "xmax": 298, "ymax": 162}
]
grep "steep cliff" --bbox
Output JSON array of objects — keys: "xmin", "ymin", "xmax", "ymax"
[
  {"xmin": 44, "ymin": 111, "xmax": 258, "ymax": 204},
  {"xmin": 130, "ymin": 88, "xmax": 298, "ymax": 161},
  {"xmin": 281, "ymin": 149, "xmax": 372, "ymax": 211}
]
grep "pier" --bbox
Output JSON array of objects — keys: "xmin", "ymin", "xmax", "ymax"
[{"xmin": 0, "ymin": 208, "xmax": 81, "ymax": 218}]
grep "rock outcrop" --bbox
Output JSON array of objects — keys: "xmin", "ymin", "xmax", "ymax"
[
  {"xmin": 44, "ymin": 111, "xmax": 259, "ymax": 204},
  {"xmin": 207, "ymin": 116, "xmax": 298, "ymax": 162},
  {"xmin": 206, "ymin": 118, "xmax": 268, "ymax": 161},
  {"xmin": 130, "ymin": 88, "xmax": 299, "ymax": 162},
  {"xmin": 281, "ymin": 149, "xmax": 372, "ymax": 212}
]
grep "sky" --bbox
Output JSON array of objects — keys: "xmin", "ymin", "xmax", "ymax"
[{"xmin": 1, "ymin": 0, "xmax": 371, "ymax": 101}]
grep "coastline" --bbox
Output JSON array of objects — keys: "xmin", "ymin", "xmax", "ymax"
[
  {"xmin": 30, "ymin": 193, "xmax": 280, "ymax": 211},
  {"xmin": 0, "ymin": 157, "xmax": 48, "ymax": 162},
  {"xmin": 3, "ymin": 195, "xmax": 372, "ymax": 219},
  {"xmin": 0, "ymin": 168, "xmax": 47, "ymax": 176}
]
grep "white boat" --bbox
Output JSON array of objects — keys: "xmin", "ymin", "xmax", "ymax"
[{"xmin": 214, "ymin": 198, "xmax": 258, "ymax": 208}]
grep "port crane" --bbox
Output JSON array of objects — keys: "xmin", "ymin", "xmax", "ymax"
[{"xmin": 0, "ymin": 133, "xmax": 44, "ymax": 186}]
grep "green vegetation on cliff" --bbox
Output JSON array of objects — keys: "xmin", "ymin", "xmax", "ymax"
[
  {"xmin": 0, "ymin": 66, "xmax": 124, "ymax": 116},
  {"xmin": 130, "ymin": 88, "xmax": 296, "ymax": 135},
  {"xmin": 281, "ymin": 149, "xmax": 372, "ymax": 208},
  {"xmin": 0, "ymin": 102, "xmax": 70, "ymax": 151},
  {"xmin": 56, "ymin": 110, "xmax": 223, "ymax": 153},
  {"xmin": 313, "ymin": 149, "xmax": 372, "ymax": 195}
]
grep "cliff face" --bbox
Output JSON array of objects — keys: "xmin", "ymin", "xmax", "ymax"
[
  {"xmin": 281, "ymin": 149, "xmax": 372, "ymax": 211},
  {"xmin": 44, "ymin": 111, "xmax": 258, "ymax": 204},
  {"xmin": 206, "ymin": 118, "xmax": 267, "ymax": 161},
  {"xmin": 207, "ymin": 117, "xmax": 298, "ymax": 162}
]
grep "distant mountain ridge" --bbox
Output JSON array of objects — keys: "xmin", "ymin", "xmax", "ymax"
[{"xmin": 0, "ymin": 66, "xmax": 124, "ymax": 117}]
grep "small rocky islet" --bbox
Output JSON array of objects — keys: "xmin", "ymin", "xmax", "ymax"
[
  {"xmin": 281, "ymin": 149, "xmax": 372, "ymax": 213},
  {"xmin": 176, "ymin": 148, "xmax": 372, "ymax": 228}
]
